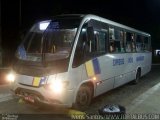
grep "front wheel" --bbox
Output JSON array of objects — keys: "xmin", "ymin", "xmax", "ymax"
[{"xmin": 73, "ymin": 86, "xmax": 92, "ymax": 110}]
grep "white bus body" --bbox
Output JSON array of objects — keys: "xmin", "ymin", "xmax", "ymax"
[{"xmin": 10, "ymin": 14, "xmax": 151, "ymax": 108}]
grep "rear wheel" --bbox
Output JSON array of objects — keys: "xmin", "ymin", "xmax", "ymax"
[
  {"xmin": 132, "ymin": 69, "xmax": 141, "ymax": 84},
  {"xmin": 73, "ymin": 86, "xmax": 92, "ymax": 110}
]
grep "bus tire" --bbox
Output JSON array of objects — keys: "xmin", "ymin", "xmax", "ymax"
[
  {"xmin": 132, "ymin": 69, "xmax": 141, "ymax": 84},
  {"xmin": 73, "ymin": 85, "xmax": 92, "ymax": 110}
]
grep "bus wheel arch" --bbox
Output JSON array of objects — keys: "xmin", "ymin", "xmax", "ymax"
[
  {"xmin": 133, "ymin": 67, "xmax": 141, "ymax": 84},
  {"xmin": 73, "ymin": 82, "xmax": 94, "ymax": 109}
]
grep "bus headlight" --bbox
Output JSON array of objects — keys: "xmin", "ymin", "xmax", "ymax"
[
  {"xmin": 6, "ymin": 73, "xmax": 15, "ymax": 82},
  {"xmin": 45, "ymin": 80, "xmax": 69, "ymax": 94},
  {"xmin": 49, "ymin": 80, "xmax": 63, "ymax": 94}
]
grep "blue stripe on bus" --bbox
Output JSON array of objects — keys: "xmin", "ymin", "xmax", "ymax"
[
  {"xmin": 93, "ymin": 58, "xmax": 101, "ymax": 74},
  {"xmin": 40, "ymin": 77, "xmax": 46, "ymax": 85}
]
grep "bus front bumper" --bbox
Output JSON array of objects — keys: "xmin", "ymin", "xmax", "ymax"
[{"xmin": 14, "ymin": 87, "xmax": 74, "ymax": 108}]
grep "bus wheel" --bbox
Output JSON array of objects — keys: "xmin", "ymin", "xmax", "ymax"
[
  {"xmin": 74, "ymin": 86, "xmax": 92, "ymax": 110},
  {"xmin": 133, "ymin": 69, "xmax": 141, "ymax": 84}
]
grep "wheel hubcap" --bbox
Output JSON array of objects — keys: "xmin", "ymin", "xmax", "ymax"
[{"xmin": 78, "ymin": 90, "xmax": 88, "ymax": 105}]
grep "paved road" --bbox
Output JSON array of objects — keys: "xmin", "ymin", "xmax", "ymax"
[{"xmin": 0, "ymin": 65, "xmax": 160, "ymax": 119}]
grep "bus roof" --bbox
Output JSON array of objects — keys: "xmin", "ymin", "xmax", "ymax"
[
  {"xmin": 83, "ymin": 14, "xmax": 151, "ymax": 37},
  {"xmin": 55, "ymin": 14, "xmax": 150, "ymax": 37}
]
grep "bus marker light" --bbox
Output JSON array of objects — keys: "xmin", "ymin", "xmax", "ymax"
[{"xmin": 92, "ymin": 77, "xmax": 97, "ymax": 81}]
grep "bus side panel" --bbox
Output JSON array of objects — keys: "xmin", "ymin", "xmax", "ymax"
[
  {"xmin": 110, "ymin": 53, "xmax": 136, "ymax": 88},
  {"xmin": 94, "ymin": 54, "xmax": 132, "ymax": 96},
  {"xmin": 73, "ymin": 52, "xmax": 151, "ymax": 99},
  {"xmin": 95, "ymin": 77, "xmax": 115, "ymax": 97},
  {"xmin": 133, "ymin": 52, "xmax": 151, "ymax": 77},
  {"xmin": 141, "ymin": 52, "xmax": 152, "ymax": 76},
  {"xmin": 94, "ymin": 55, "xmax": 115, "ymax": 96},
  {"xmin": 78, "ymin": 56, "xmax": 115, "ymax": 97},
  {"xmin": 69, "ymin": 65, "xmax": 85, "ymax": 103}
]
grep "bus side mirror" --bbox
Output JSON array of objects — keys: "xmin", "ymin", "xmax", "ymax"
[{"xmin": 87, "ymin": 27, "xmax": 94, "ymax": 41}]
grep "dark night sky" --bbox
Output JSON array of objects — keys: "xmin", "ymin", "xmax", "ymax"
[{"xmin": 1, "ymin": 0, "xmax": 160, "ymax": 51}]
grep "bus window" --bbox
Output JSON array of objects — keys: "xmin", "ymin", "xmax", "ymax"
[
  {"xmin": 92, "ymin": 30, "xmax": 106, "ymax": 53},
  {"xmin": 136, "ymin": 35, "xmax": 141, "ymax": 52},
  {"xmin": 73, "ymin": 20, "xmax": 108, "ymax": 67},
  {"xmin": 144, "ymin": 37, "xmax": 149, "ymax": 51},
  {"xmin": 131, "ymin": 33, "xmax": 136, "ymax": 52},
  {"xmin": 85, "ymin": 20, "xmax": 107, "ymax": 57},
  {"xmin": 110, "ymin": 41, "xmax": 115, "ymax": 52},
  {"xmin": 72, "ymin": 26, "xmax": 87, "ymax": 67},
  {"xmin": 109, "ymin": 28, "xmax": 115, "ymax": 40},
  {"xmin": 120, "ymin": 31, "xmax": 125, "ymax": 52},
  {"xmin": 126, "ymin": 32, "xmax": 136, "ymax": 52},
  {"xmin": 109, "ymin": 27, "xmax": 123, "ymax": 53},
  {"xmin": 98, "ymin": 31, "xmax": 107, "ymax": 52},
  {"xmin": 141, "ymin": 36, "xmax": 145, "ymax": 51},
  {"xmin": 126, "ymin": 32, "xmax": 131, "ymax": 52},
  {"xmin": 136, "ymin": 35, "xmax": 145, "ymax": 52},
  {"xmin": 109, "ymin": 27, "xmax": 116, "ymax": 53}
]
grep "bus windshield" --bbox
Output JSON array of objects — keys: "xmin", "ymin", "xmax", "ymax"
[
  {"xmin": 16, "ymin": 17, "xmax": 80, "ymax": 62},
  {"xmin": 44, "ymin": 22, "xmax": 77, "ymax": 61}
]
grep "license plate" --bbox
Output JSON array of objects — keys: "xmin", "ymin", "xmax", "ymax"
[{"xmin": 24, "ymin": 96, "xmax": 35, "ymax": 103}]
